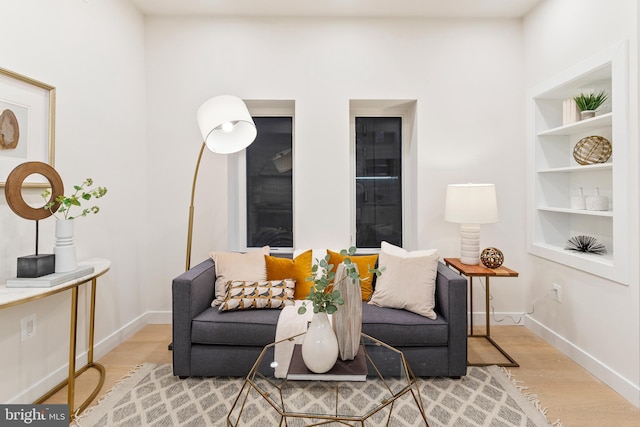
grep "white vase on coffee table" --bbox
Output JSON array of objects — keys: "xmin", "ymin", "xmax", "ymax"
[
  {"xmin": 332, "ymin": 263, "xmax": 362, "ymax": 361},
  {"xmin": 301, "ymin": 312, "xmax": 339, "ymax": 373}
]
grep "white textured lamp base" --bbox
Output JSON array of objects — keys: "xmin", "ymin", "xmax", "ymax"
[{"xmin": 459, "ymin": 224, "xmax": 480, "ymax": 265}]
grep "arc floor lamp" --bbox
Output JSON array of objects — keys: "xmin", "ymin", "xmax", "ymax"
[{"xmin": 185, "ymin": 95, "xmax": 257, "ymax": 271}]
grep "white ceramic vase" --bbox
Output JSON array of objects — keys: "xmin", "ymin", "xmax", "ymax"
[
  {"xmin": 302, "ymin": 312, "xmax": 339, "ymax": 373},
  {"xmin": 332, "ymin": 263, "xmax": 362, "ymax": 361},
  {"xmin": 54, "ymin": 219, "xmax": 77, "ymax": 273},
  {"xmin": 585, "ymin": 187, "xmax": 609, "ymax": 211},
  {"xmin": 570, "ymin": 187, "xmax": 586, "ymax": 210}
]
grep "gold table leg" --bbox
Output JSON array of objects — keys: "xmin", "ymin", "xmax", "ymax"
[
  {"xmin": 468, "ymin": 276, "xmax": 519, "ymax": 367},
  {"xmin": 469, "ymin": 277, "xmax": 474, "ymax": 334},
  {"xmin": 33, "ymin": 278, "xmax": 106, "ymax": 419}
]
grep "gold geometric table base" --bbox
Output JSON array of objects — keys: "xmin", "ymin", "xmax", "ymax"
[{"xmin": 227, "ymin": 333, "xmax": 430, "ymax": 426}]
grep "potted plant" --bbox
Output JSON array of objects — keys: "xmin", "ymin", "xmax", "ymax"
[
  {"xmin": 298, "ymin": 247, "xmax": 383, "ymax": 372},
  {"xmin": 41, "ymin": 178, "xmax": 108, "ymax": 272},
  {"xmin": 573, "ymin": 90, "xmax": 608, "ymax": 120}
]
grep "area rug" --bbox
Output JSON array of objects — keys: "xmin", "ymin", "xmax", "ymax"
[{"xmin": 72, "ymin": 364, "xmax": 561, "ymax": 427}]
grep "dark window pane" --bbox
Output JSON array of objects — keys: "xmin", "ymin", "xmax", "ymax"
[
  {"xmin": 246, "ymin": 117, "xmax": 293, "ymax": 248},
  {"xmin": 355, "ymin": 117, "xmax": 402, "ymax": 248}
]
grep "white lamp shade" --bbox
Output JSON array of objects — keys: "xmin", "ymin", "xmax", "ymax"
[
  {"xmin": 444, "ymin": 183, "xmax": 498, "ymax": 224},
  {"xmin": 197, "ymin": 95, "xmax": 257, "ymax": 154}
]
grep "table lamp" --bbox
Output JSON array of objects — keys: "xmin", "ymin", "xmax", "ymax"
[
  {"xmin": 185, "ymin": 95, "xmax": 257, "ymax": 270},
  {"xmin": 444, "ymin": 183, "xmax": 498, "ymax": 265}
]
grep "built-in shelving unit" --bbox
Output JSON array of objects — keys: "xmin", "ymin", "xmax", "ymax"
[{"xmin": 527, "ymin": 41, "xmax": 629, "ymax": 285}]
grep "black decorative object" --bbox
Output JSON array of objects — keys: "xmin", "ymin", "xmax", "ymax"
[
  {"xmin": 17, "ymin": 254, "xmax": 55, "ymax": 278},
  {"xmin": 565, "ymin": 235, "xmax": 607, "ymax": 255},
  {"xmin": 480, "ymin": 247, "xmax": 504, "ymax": 269}
]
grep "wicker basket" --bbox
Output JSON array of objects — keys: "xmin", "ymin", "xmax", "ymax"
[{"xmin": 573, "ymin": 135, "xmax": 612, "ymax": 165}]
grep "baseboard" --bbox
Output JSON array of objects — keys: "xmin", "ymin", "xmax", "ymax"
[
  {"xmin": 92, "ymin": 313, "xmax": 151, "ymax": 360},
  {"xmin": 525, "ymin": 315, "xmax": 640, "ymax": 408},
  {"xmin": 145, "ymin": 310, "xmax": 172, "ymax": 324},
  {"xmin": 8, "ymin": 311, "xmax": 170, "ymax": 404}
]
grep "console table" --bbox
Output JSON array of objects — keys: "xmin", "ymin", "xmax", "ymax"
[
  {"xmin": 0, "ymin": 258, "xmax": 111, "ymax": 419},
  {"xmin": 443, "ymin": 257, "xmax": 519, "ymax": 367}
]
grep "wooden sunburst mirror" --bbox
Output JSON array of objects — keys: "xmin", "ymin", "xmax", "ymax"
[{"xmin": 4, "ymin": 161, "xmax": 64, "ymax": 220}]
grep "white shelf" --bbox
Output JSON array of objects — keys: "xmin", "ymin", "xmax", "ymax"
[
  {"xmin": 537, "ymin": 113, "xmax": 612, "ymax": 136},
  {"xmin": 527, "ymin": 41, "xmax": 629, "ymax": 285},
  {"xmin": 537, "ymin": 163, "xmax": 612, "ymax": 173},
  {"xmin": 537, "ymin": 207, "xmax": 613, "ymax": 217},
  {"xmin": 530, "ymin": 242, "xmax": 613, "ymax": 267}
]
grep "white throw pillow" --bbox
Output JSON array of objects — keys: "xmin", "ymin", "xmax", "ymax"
[
  {"xmin": 210, "ymin": 246, "xmax": 269, "ymax": 306},
  {"xmin": 380, "ymin": 241, "xmax": 438, "ymax": 259},
  {"xmin": 369, "ymin": 243, "xmax": 440, "ymax": 319}
]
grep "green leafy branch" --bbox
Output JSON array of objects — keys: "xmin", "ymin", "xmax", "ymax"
[
  {"xmin": 298, "ymin": 246, "xmax": 384, "ymax": 315},
  {"xmin": 42, "ymin": 178, "xmax": 108, "ymax": 220}
]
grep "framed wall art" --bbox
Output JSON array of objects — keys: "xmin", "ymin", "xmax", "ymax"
[{"xmin": 0, "ymin": 67, "xmax": 55, "ymax": 187}]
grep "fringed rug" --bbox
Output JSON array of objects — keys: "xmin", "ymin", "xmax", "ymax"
[{"xmin": 72, "ymin": 364, "xmax": 561, "ymax": 427}]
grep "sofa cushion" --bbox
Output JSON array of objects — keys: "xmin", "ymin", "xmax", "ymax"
[
  {"xmin": 192, "ymin": 307, "xmax": 279, "ymax": 347},
  {"xmin": 265, "ymin": 250, "xmax": 313, "ymax": 300},
  {"xmin": 327, "ymin": 250, "xmax": 378, "ymax": 301},
  {"xmin": 192, "ymin": 301, "xmax": 448, "ymax": 349},
  {"xmin": 379, "ymin": 241, "xmax": 439, "ymax": 259},
  {"xmin": 210, "ymin": 246, "xmax": 270, "ymax": 306},
  {"xmin": 368, "ymin": 242, "xmax": 440, "ymax": 320},
  {"xmin": 361, "ymin": 303, "xmax": 448, "ymax": 347},
  {"xmin": 219, "ymin": 279, "xmax": 295, "ymax": 312}
]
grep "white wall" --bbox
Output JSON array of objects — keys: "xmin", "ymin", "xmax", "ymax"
[
  {"xmin": 4, "ymin": 0, "xmax": 636, "ymax": 410},
  {"xmin": 0, "ymin": 0, "xmax": 147, "ymax": 402},
  {"xmin": 143, "ymin": 16, "xmax": 527, "ymax": 323},
  {"xmin": 523, "ymin": 0, "xmax": 640, "ymax": 407}
]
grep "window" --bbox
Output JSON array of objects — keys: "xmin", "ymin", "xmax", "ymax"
[
  {"xmin": 354, "ymin": 117, "xmax": 402, "ymax": 248},
  {"xmin": 245, "ymin": 116, "xmax": 293, "ymax": 249}
]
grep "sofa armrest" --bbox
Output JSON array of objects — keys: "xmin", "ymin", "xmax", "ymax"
[
  {"xmin": 435, "ymin": 261, "xmax": 468, "ymax": 376},
  {"xmin": 172, "ymin": 258, "xmax": 216, "ymax": 376}
]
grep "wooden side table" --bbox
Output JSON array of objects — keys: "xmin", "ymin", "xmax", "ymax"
[{"xmin": 443, "ymin": 257, "xmax": 519, "ymax": 367}]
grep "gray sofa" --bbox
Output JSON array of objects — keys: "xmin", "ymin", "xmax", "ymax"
[{"xmin": 172, "ymin": 258, "xmax": 468, "ymax": 378}]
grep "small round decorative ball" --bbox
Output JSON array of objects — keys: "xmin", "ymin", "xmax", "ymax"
[{"xmin": 481, "ymin": 247, "xmax": 504, "ymax": 269}]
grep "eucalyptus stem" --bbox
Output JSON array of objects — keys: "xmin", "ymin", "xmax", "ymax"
[
  {"xmin": 42, "ymin": 177, "xmax": 108, "ymax": 220},
  {"xmin": 298, "ymin": 247, "xmax": 384, "ymax": 315}
]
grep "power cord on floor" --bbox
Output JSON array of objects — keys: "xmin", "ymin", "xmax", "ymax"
[{"xmin": 477, "ymin": 277, "xmax": 552, "ymax": 325}]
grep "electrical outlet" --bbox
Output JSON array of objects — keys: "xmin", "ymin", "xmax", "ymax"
[
  {"xmin": 21, "ymin": 314, "xmax": 36, "ymax": 341},
  {"xmin": 552, "ymin": 284, "xmax": 562, "ymax": 303}
]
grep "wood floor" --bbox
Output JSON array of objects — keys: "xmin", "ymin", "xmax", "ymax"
[{"xmin": 45, "ymin": 324, "xmax": 640, "ymax": 426}]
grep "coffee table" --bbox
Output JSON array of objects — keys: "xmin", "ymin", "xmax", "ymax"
[{"xmin": 227, "ymin": 332, "xmax": 429, "ymax": 426}]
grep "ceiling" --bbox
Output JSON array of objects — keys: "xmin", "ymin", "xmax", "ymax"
[{"xmin": 129, "ymin": 0, "xmax": 543, "ymax": 19}]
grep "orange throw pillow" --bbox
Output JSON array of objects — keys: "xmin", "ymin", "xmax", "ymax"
[
  {"xmin": 327, "ymin": 250, "xmax": 378, "ymax": 301},
  {"xmin": 265, "ymin": 250, "xmax": 313, "ymax": 300}
]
